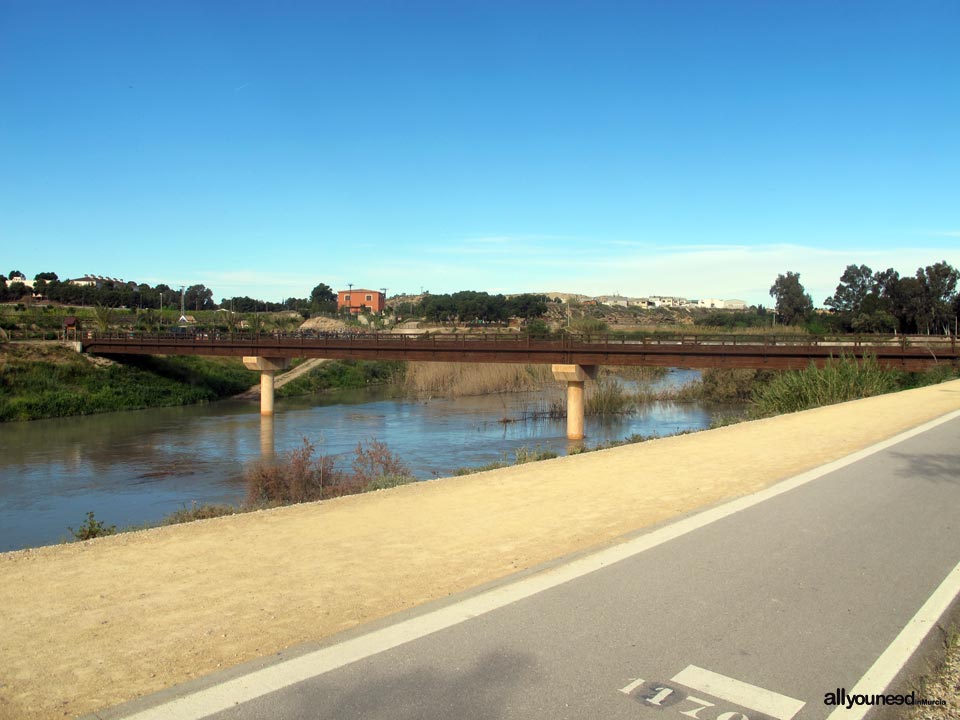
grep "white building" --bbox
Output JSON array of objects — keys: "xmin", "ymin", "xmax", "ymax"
[{"xmin": 695, "ymin": 298, "xmax": 749, "ymax": 310}]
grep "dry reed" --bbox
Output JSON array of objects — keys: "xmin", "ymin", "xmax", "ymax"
[{"xmin": 403, "ymin": 362, "xmax": 554, "ymax": 397}]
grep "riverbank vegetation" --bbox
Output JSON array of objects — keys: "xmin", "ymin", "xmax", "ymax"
[
  {"xmin": 0, "ymin": 344, "xmax": 257, "ymax": 421},
  {"xmin": 275, "ymin": 359, "xmax": 404, "ymax": 397},
  {"xmin": 245, "ymin": 438, "xmax": 416, "ymax": 504},
  {"xmin": 402, "ymin": 361, "xmax": 554, "ymax": 397}
]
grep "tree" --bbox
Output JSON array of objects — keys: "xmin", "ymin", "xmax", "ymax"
[
  {"xmin": 6, "ymin": 280, "xmax": 28, "ymax": 301},
  {"xmin": 34, "ymin": 271, "xmax": 58, "ymax": 281},
  {"xmin": 915, "ymin": 261, "xmax": 958, "ymax": 334},
  {"xmin": 92, "ymin": 304, "xmax": 116, "ymax": 332},
  {"xmin": 309, "ymin": 283, "xmax": 337, "ymax": 313},
  {"xmin": 770, "ymin": 272, "xmax": 813, "ymax": 325},
  {"xmin": 506, "ymin": 294, "xmax": 549, "ymax": 319},
  {"xmin": 184, "ymin": 284, "xmax": 215, "ymax": 312},
  {"xmin": 884, "ymin": 275, "xmax": 923, "ymax": 333},
  {"xmin": 824, "ymin": 265, "xmax": 876, "ymax": 315}
]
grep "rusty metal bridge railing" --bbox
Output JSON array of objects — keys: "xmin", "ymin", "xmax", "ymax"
[{"xmin": 78, "ymin": 331, "xmax": 959, "ymax": 372}]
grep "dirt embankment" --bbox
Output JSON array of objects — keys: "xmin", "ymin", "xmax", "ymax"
[{"xmin": 2, "ymin": 380, "xmax": 960, "ymax": 719}]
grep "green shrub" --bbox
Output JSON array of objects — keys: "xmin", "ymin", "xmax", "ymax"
[
  {"xmin": 513, "ymin": 445, "xmax": 558, "ymax": 464},
  {"xmin": 364, "ymin": 474, "xmax": 417, "ymax": 491},
  {"xmin": 163, "ymin": 503, "xmax": 239, "ymax": 524},
  {"xmin": 751, "ymin": 356, "xmax": 897, "ymax": 416},
  {"xmin": 68, "ymin": 512, "xmax": 116, "ymax": 541}
]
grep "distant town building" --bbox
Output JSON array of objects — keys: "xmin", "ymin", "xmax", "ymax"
[
  {"xmin": 337, "ymin": 288, "xmax": 386, "ymax": 315},
  {"xmin": 67, "ymin": 275, "xmax": 136, "ymax": 288},
  {"xmin": 7, "ymin": 273, "xmax": 33, "ymax": 289},
  {"xmin": 647, "ymin": 295, "xmax": 691, "ymax": 308},
  {"xmin": 696, "ymin": 298, "xmax": 749, "ymax": 310}
]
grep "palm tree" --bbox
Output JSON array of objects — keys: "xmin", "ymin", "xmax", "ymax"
[{"xmin": 92, "ymin": 304, "xmax": 116, "ymax": 333}]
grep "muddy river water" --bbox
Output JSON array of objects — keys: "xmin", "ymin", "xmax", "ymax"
[{"xmin": 0, "ymin": 369, "xmax": 738, "ymax": 551}]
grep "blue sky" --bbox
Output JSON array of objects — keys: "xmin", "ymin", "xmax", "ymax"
[{"xmin": 2, "ymin": 0, "xmax": 957, "ymax": 307}]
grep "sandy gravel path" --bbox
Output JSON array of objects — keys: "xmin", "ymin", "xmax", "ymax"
[{"xmin": 2, "ymin": 380, "xmax": 960, "ymax": 720}]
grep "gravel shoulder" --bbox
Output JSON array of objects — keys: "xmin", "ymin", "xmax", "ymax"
[{"xmin": 2, "ymin": 380, "xmax": 960, "ymax": 719}]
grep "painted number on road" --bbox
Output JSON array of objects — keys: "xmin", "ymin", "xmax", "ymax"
[
  {"xmin": 621, "ymin": 679, "xmax": 755, "ymax": 720},
  {"xmin": 619, "ymin": 665, "xmax": 804, "ymax": 720}
]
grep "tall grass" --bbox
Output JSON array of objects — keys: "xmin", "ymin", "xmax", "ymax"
[
  {"xmin": 403, "ymin": 362, "xmax": 554, "ymax": 397},
  {"xmin": 750, "ymin": 356, "xmax": 898, "ymax": 416},
  {"xmin": 585, "ymin": 377, "xmax": 633, "ymax": 415}
]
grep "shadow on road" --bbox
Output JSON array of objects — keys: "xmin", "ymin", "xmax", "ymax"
[
  {"xmin": 891, "ymin": 451, "xmax": 960, "ymax": 484},
  {"xmin": 271, "ymin": 649, "xmax": 539, "ymax": 720}
]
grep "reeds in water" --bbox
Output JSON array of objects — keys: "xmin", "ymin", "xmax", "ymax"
[{"xmin": 403, "ymin": 362, "xmax": 554, "ymax": 397}]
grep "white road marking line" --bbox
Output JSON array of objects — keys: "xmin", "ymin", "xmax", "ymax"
[
  {"xmin": 619, "ymin": 677, "xmax": 647, "ymax": 695},
  {"xmin": 112, "ymin": 409, "xmax": 960, "ymax": 720},
  {"xmin": 825, "ymin": 557, "xmax": 960, "ymax": 720},
  {"xmin": 671, "ymin": 665, "xmax": 805, "ymax": 720}
]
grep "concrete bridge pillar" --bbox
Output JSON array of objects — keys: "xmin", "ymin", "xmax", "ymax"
[
  {"xmin": 551, "ymin": 364, "xmax": 598, "ymax": 440},
  {"xmin": 243, "ymin": 356, "xmax": 291, "ymax": 415}
]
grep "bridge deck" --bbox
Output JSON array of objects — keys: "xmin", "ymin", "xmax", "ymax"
[{"xmin": 80, "ymin": 331, "xmax": 960, "ymax": 371}]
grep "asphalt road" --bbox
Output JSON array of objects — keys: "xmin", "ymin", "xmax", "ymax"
[{"xmin": 99, "ymin": 413, "xmax": 960, "ymax": 720}]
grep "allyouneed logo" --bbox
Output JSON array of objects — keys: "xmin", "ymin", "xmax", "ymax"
[{"xmin": 824, "ymin": 689, "xmax": 946, "ymax": 709}]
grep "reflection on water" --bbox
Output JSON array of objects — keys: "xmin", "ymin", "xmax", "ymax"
[
  {"xmin": 0, "ymin": 369, "xmax": 736, "ymax": 552},
  {"xmin": 260, "ymin": 414, "xmax": 275, "ymax": 459}
]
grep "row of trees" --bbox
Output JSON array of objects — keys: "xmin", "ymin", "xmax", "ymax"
[
  {"xmin": 0, "ymin": 272, "xmax": 340, "ymax": 317},
  {"xmin": 399, "ymin": 291, "xmax": 551, "ymax": 324},
  {"xmin": 770, "ymin": 261, "xmax": 960, "ymax": 334}
]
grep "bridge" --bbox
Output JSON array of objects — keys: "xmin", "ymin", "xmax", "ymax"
[{"xmin": 79, "ymin": 331, "xmax": 959, "ymax": 440}]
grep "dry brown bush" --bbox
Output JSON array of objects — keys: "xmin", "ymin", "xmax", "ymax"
[
  {"xmin": 244, "ymin": 437, "xmax": 415, "ymax": 505},
  {"xmin": 244, "ymin": 438, "xmax": 341, "ymax": 505},
  {"xmin": 351, "ymin": 439, "xmax": 412, "ymax": 487}
]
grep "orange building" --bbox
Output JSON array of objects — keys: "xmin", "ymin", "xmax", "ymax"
[{"xmin": 337, "ymin": 288, "xmax": 386, "ymax": 314}]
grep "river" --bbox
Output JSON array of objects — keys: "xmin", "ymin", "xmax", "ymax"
[{"xmin": 0, "ymin": 369, "xmax": 736, "ymax": 552}]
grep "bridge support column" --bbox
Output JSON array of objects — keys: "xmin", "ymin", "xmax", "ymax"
[
  {"xmin": 551, "ymin": 364, "xmax": 598, "ymax": 440},
  {"xmin": 243, "ymin": 356, "xmax": 291, "ymax": 415}
]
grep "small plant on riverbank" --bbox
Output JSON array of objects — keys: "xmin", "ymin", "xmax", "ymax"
[
  {"xmin": 163, "ymin": 502, "xmax": 239, "ymax": 524},
  {"xmin": 455, "ymin": 444, "xmax": 557, "ymax": 475},
  {"xmin": 513, "ymin": 444, "xmax": 558, "ymax": 463},
  {"xmin": 68, "ymin": 511, "xmax": 116, "ymax": 541}
]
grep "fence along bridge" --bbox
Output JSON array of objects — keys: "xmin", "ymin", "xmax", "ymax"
[{"xmin": 80, "ymin": 331, "xmax": 959, "ymax": 440}]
